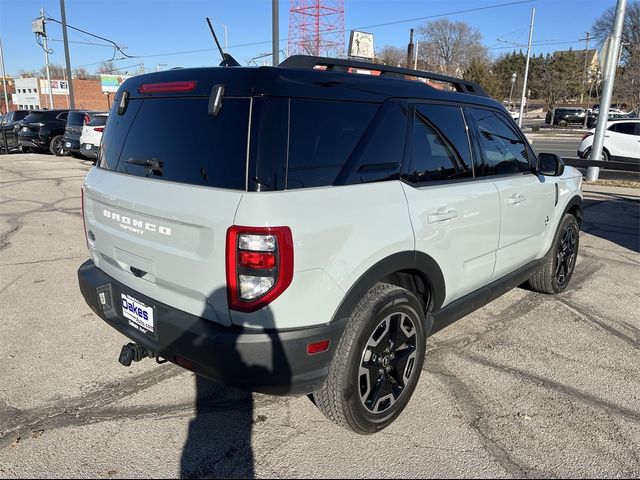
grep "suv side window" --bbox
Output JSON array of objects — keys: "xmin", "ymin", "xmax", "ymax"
[
  {"xmin": 56, "ymin": 112, "xmax": 68, "ymax": 121},
  {"xmin": 468, "ymin": 108, "xmax": 530, "ymax": 176},
  {"xmin": 404, "ymin": 104, "xmax": 472, "ymax": 184},
  {"xmin": 609, "ymin": 122, "xmax": 636, "ymax": 135},
  {"xmin": 286, "ymin": 99, "xmax": 378, "ymax": 189}
]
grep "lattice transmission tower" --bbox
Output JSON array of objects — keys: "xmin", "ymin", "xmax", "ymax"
[{"xmin": 288, "ymin": 0, "xmax": 345, "ymax": 57}]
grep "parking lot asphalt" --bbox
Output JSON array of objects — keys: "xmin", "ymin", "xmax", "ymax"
[{"xmin": 0, "ymin": 153, "xmax": 639, "ymax": 478}]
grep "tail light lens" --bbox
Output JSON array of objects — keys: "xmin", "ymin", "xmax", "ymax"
[
  {"xmin": 93, "ymin": 127, "xmax": 104, "ymax": 132},
  {"xmin": 226, "ymin": 226, "xmax": 293, "ymax": 312},
  {"xmin": 582, "ymin": 132, "xmax": 594, "ymax": 141},
  {"xmin": 138, "ymin": 80, "xmax": 197, "ymax": 94},
  {"xmin": 83, "ymin": 113, "xmax": 90, "ymax": 125}
]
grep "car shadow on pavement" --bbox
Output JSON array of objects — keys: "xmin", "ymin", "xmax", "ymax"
[
  {"xmin": 582, "ymin": 195, "xmax": 640, "ymax": 253},
  {"xmin": 180, "ymin": 298, "xmax": 291, "ymax": 479}
]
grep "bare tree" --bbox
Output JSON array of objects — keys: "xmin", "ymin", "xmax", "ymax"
[
  {"xmin": 375, "ymin": 45, "xmax": 405, "ymax": 67},
  {"xmin": 592, "ymin": 0, "xmax": 639, "ymax": 64},
  {"xmin": 73, "ymin": 67, "xmax": 95, "ymax": 80},
  {"xmin": 17, "ymin": 69, "xmax": 38, "ymax": 78},
  {"xmin": 39, "ymin": 64, "xmax": 68, "ymax": 79},
  {"xmin": 417, "ymin": 19, "xmax": 488, "ymax": 76},
  {"xmin": 96, "ymin": 61, "xmax": 122, "ymax": 75}
]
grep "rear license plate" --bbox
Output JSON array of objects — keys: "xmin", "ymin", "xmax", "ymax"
[
  {"xmin": 121, "ymin": 293, "xmax": 155, "ymax": 334},
  {"xmin": 21, "ymin": 126, "xmax": 28, "ymax": 132},
  {"xmin": 65, "ymin": 142, "xmax": 72, "ymax": 148},
  {"xmin": 85, "ymin": 144, "xmax": 92, "ymax": 150}
]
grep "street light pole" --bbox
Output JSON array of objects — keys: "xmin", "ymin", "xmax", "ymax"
[
  {"xmin": 586, "ymin": 0, "xmax": 627, "ymax": 182},
  {"xmin": 414, "ymin": 40, "xmax": 419, "ymax": 70},
  {"xmin": 517, "ymin": 7, "xmax": 535, "ymax": 128},
  {"xmin": 508, "ymin": 72, "xmax": 517, "ymax": 110},
  {"xmin": 0, "ymin": 35, "xmax": 9, "ymax": 114},
  {"xmin": 272, "ymin": 0, "xmax": 279, "ymax": 65}
]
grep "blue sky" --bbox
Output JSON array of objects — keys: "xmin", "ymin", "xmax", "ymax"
[{"xmin": 0, "ymin": 0, "xmax": 618, "ymax": 76}]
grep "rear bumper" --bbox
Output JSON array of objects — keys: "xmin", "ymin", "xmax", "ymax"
[
  {"xmin": 77, "ymin": 259, "xmax": 345, "ymax": 395},
  {"xmin": 63, "ymin": 135, "xmax": 81, "ymax": 153},
  {"xmin": 80, "ymin": 143, "xmax": 99, "ymax": 159}
]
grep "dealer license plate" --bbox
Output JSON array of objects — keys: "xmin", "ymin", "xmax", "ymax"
[
  {"xmin": 121, "ymin": 293, "xmax": 154, "ymax": 334},
  {"xmin": 85, "ymin": 144, "xmax": 92, "ymax": 150},
  {"xmin": 65, "ymin": 142, "xmax": 72, "ymax": 148}
]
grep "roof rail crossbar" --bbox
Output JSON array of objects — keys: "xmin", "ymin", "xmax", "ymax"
[{"xmin": 279, "ymin": 55, "xmax": 488, "ymax": 97}]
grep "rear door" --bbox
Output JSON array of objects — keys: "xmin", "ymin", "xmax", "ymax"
[
  {"xmin": 84, "ymin": 89, "xmax": 251, "ymax": 326},
  {"xmin": 466, "ymin": 107, "xmax": 555, "ymax": 280},
  {"xmin": 401, "ymin": 103, "xmax": 499, "ymax": 305},
  {"xmin": 606, "ymin": 122, "xmax": 640, "ymax": 160}
]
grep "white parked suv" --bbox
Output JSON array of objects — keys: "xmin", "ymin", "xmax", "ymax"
[
  {"xmin": 79, "ymin": 113, "xmax": 108, "ymax": 161},
  {"xmin": 78, "ymin": 56, "xmax": 583, "ymax": 434},
  {"xmin": 578, "ymin": 119, "xmax": 640, "ymax": 162}
]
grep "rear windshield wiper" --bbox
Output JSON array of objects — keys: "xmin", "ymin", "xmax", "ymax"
[{"xmin": 125, "ymin": 157, "xmax": 163, "ymax": 176}]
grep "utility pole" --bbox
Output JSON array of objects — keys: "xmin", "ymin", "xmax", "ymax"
[
  {"xmin": 0, "ymin": 35, "xmax": 9, "ymax": 114},
  {"xmin": 272, "ymin": 0, "xmax": 279, "ymax": 65},
  {"xmin": 586, "ymin": 0, "xmax": 627, "ymax": 182},
  {"xmin": 36, "ymin": 7, "xmax": 54, "ymax": 109},
  {"xmin": 517, "ymin": 7, "xmax": 535, "ymax": 128},
  {"xmin": 580, "ymin": 32, "xmax": 590, "ymax": 105},
  {"xmin": 414, "ymin": 40, "xmax": 419, "ymax": 70},
  {"xmin": 407, "ymin": 29, "xmax": 415, "ymax": 69},
  {"xmin": 59, "ymin": 0, "xmax": 75, "ymax": 108}
]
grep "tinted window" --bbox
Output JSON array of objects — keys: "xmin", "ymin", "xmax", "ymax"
[
  {"xmin": 23, "ymin": 111, "xmax": 46, "ymax": 123},
  {"xmin": 56, "ymin": 112, "xmax": 69, "ymax": 121},
  {"xmin": 67, "ymin": 111, "xmax": 86, "ymax": 126},
  {"xmin": 286, "ymin": 99, "xmax": 378, "ymax": 189},
  {"xmin": 609, "ymin": 122, "xmax": 636, "ymax": 135},
  {"xmin": 340, "ymin": 102, "xmax": 408, "ymax": 185},
  {"xmin": 406, "ymin": 105, "xmax": 472, "ymax": 183},
  {"xmin": 100, "ymin": 97, "xmax": 249, "ymax": 190},
  {"xmin": 14, "ymin": 111, "xmax": 28, "ymax": 121},
  {"xmin": 87, "ymin": 115, "xmax": 108, "ymax": 127},
  {"xmin": 469, "ymin": 108, "xmax": 530, "ymax": 175},
  {"xmin": 248, "ymin": 98, "xmax": 288, "ymax": 191}
]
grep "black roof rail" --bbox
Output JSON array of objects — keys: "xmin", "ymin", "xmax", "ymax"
[{"xmin": 279, "ymin": 55, "xmax": 489, "ymax": 97}]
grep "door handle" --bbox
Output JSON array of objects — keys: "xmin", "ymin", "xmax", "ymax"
[
  {"xmin": 506, "ymin": 194, "xmax": 526, "ymax": 205},
  {"xmin": 428, "ymin": 209, "xmax": 458, "ymax": 223}
]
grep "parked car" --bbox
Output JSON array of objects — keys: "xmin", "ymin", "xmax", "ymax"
[
  {"xmin": 586, "ymin": 109, "xmax": 637, "ymax": 129},
  {"xmin": 0, "ymin": 110, "xmax": 30, "ymax": 152},
  {"xmin": 79, "ymin": 113, "xmax": 108, "ymax": 161},
  {"xmin": 578, "ymin": 119, "xmax": 640, "ymax": 162},
  {"xmin": 62, "ymin": 111, "xmax": 102, "ymax": 158},
  {"xmin": 545, "ymin": 107, "xmax": 587, "ymax": 126},
  {"xmin": 18, "ymin": 109, "xmax": 70, "ymax": 155},
  {"xmin": 78, "ymin": 55, "xmax": 583, "ymax": 434}
]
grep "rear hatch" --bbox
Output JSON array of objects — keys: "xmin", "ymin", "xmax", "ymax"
[
  {"xmin": 80, "ymin": 114, "xmax": 108, "ymax": 146},
  {"xmin": 83, "ymin": 69, "xmax": 254, "ymax": 326},
  {"xmin": 65, "ymin": 111, "xmax": 87, "ymax": 137}
]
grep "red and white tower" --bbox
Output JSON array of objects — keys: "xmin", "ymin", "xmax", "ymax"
[{"xmin": 288, "ymin": 0, "xmax": 345, "ymax": 57}]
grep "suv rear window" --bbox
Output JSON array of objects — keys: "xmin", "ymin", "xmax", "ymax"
[
  {"xmin": 87, "ymin": 115, "xmax": 108, "ymax": 127},
  {"xmin": 22, "ymin": 111, "xmax": 46, "ymax": 123},
  {"xmin": 67, "ymin": 111, "xmax": 87, "ymax": 126},
  {"xmin": 99, "ymin": 97, "xmax": 249, "ymax": 190}
]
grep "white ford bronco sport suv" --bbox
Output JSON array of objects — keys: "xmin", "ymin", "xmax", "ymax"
[{"xmin": 78, "ymin": 56, "xmax": 583, "ymax": 434}]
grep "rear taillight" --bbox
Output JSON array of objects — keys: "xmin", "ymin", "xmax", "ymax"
[
  {"xmin": 226, "ymin": 226, "xmax": 293, "ymax": 312},
  {"xmin": 582, "ymin": 132, "xmax": 594, "ymax": 141},
  {"xmin": 93, "ymin": 127, "xmax": 104, "ymax": 132},
  {"xmin": 83, "ymin": 113, "xmax": 90, "ymax": 125},
  {"xmin": 138, "ymin": 81, "xmax": 197, "ymax": 94}
]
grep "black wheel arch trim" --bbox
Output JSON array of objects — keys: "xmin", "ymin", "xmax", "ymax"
[
  {"xmin": 330, "ymin": 251, "xmax": 446, "ymax": 325},
  {"xmin": 562, "ymin": 194, "xmax": 583, "ymax": 226}
]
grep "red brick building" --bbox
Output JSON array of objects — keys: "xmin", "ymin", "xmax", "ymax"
[{"xmin": 40, "ymin": 78, "xmax": 112, "ymax": 111}]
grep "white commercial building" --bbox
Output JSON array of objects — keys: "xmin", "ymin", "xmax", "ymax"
[{"xmin": 12, "ymin": 78, "xmax": 41, "ymax": 110}]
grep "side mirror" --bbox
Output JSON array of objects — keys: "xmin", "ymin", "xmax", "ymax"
[{"xmin": 537, "ymin": 152, "xmax": 565, "ymax": 177}]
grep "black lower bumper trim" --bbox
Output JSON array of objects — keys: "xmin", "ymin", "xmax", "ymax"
[{"xmin": 78, "ymin": 260, "xmax": 346, "ymax": 395}]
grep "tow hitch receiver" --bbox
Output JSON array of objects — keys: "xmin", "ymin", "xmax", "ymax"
[{"xmin": 118, "ymin": 342, "xmax": 154, "ymax": 367}]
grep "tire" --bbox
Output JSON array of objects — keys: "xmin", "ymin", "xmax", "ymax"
[
  {"xmin": 528, "ymin": 214, "xmax": 579, "ymax": 294},
  {"xmin": 558, "ymin": 120, "xmax": 568, "ymax": 128},
  {"xmin": 50, "ymin": 135, "xmax": 67, "ymax": 156},
  {"xmin": 312, "ymin": 283, "xmax": 428, "ymax": 434},
  {"xmin": 587, "ymin": 148, "xmax": 609, "ymax": 161}
]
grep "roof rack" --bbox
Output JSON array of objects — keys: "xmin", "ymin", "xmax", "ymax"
[{"xmin": 279, "ymin": 55, "xmax": 488, "ymax": 97}]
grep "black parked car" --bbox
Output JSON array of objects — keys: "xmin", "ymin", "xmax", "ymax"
[
  {"xmin": 545, "ymin": 107, "xmax": 587, "ymax": 126},
  {"xmin": 62, "ymin": 111, "xmax": 104, "ymax": 158},
  {"xmin": 0, "ymin": 110, "xmax": 30, "ymax": 152},
  {"xmin": 18, "ymin": 109, "xmax": 71, "ymax": 156}
]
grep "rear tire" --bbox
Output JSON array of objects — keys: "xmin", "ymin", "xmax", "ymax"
[
  {"xmin": 50, "ymin": 135, "xmax": 67, "ymax": 156},
  {"xmin": 312, "ymin": 283, "xmax": 428, "ymax": 434},
  {"xmin": 528, "ymin": 214, "xmax": 579, "ymax": 294}
]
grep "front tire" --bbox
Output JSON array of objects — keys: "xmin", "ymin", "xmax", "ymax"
[
  {"xmin": 312, "ymin": 283, "xmax": 428, "ymax": 434},
  {"xmin": 528, "ymin": 214, "xmax": 579, "ymax": 294}
]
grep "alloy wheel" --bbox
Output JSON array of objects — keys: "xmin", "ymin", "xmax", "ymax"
[{"xmin": 556, "ymin": 225, "xmax": 577, "ymax": 287}]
